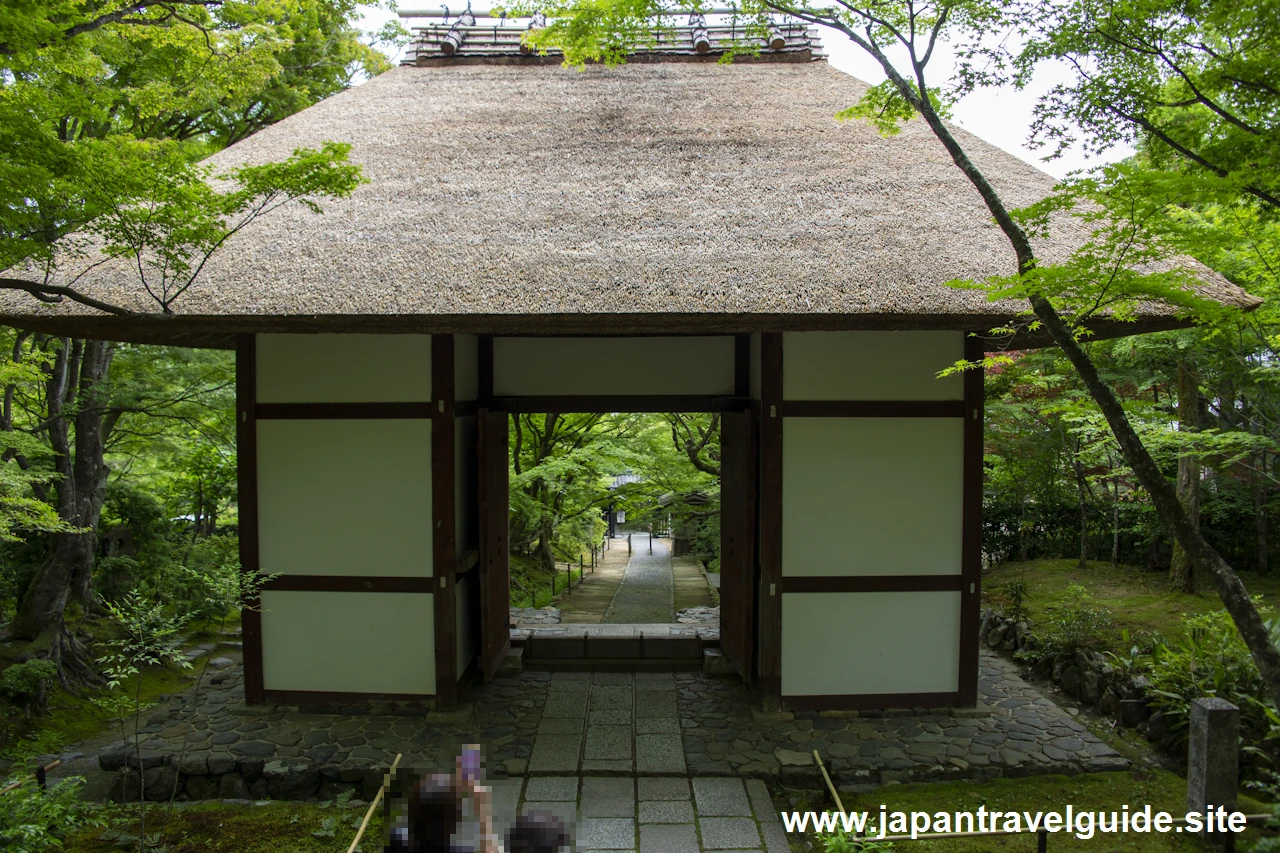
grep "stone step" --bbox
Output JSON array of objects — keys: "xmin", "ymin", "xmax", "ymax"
[{"xmin": 523, "ymin": 634, "xmax": 705, "ymax": 667}]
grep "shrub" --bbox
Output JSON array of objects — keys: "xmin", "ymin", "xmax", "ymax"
[
  {"xmin": 1145, "ymin": 608, "xmax": 1272, "ymax": 750},
  {"xmin": 0, "ymin": 775, "xmax": 103, "ymax": 853},
  {"xmin": 1025, "ymin": 584, "xmax": 1114, "ymax": 659},
  {"xmin": 0, "ymin": 660, "xmax": 58, "ymax": 715}
]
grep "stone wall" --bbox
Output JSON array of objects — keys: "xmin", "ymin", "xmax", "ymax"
[
  {"xmin": 99, "ymin": 748, "xmax": 391, "ymax": 804},
  {"xmin": 979, "ymin": 609, "xmax": 1180, "ymax": 752}
]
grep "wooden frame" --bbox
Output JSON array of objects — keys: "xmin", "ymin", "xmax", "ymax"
[
  {"xmin": 432, "ymin": 335, "xmax": 458, "ymax": 709},
  {"xmin": 783, "ymin": 400, "xmax": 963, "ymax": 418},
  {"xmin": 237, "ymin": 332, "xmax": 443, "ymax": 708},
  {"xmin": 784, "ymin": 691, "xmax": 961, "ymax": 712},
  {"xmin": 263, "ymin": 576, "xmax": 434, "ymax": 593},
  {"xmin": 771, "ymin": 330, "xmax": 982, "ymax": 711},
  {"xmin": 781, "ymin": 575, "xmax": 963, "ymax": 593},
  {"xmin": 489, "ymin": 395, "xmax": 750, "ymax": 413},
  {"xmin": 256, "ymin": 402, "xmax": 432, "ymax": 419},
  {"xmin": 261, "ymin": 689, "xmax": 434, "ymax": 707},
  {"xmin": 757, "ymin": 333, "xmax": 784, "ymax": 709},
  {"xmin": 236, "ymin": 334, "xmax": 265, "ymax": 706},
  {"xmin": 959, "ymin": 332, "xmax": 985, "ymax": 706}
]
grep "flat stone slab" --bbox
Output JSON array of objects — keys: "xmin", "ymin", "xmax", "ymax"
[
  {"xmin": 699, "ymin": 817, "xmax": 762, "ymax": 850},
  {"xmin": 693, "ymin": 778, "xmax": 752, "ymax": 817},
  {"xmin": 640, "ymin": 823, "xmax": 699, "ymax": 853}
]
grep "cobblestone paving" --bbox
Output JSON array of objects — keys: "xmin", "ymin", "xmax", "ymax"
[
  {"xmin": 677, "ymin": 652, "xmax": 1130, "ymax": 790},
  {"xmin": 92, "ymin": 648, "xmax": 1126, "ymax": 797}
]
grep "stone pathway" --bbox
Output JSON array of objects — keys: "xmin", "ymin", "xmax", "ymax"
[
  {"xmin": 604, "ymin": 534, "xmax": 674, "ymax": 624},
  {"xmin": 81, "ymin": 647, "xmax": 1127, "ymax": 807},
  {"xmin": 532, "ymin": 672, "xmax": 685, "ymax": 775},
  {"xmin": 558, "ymin": 536, "xmax": 631, "ymax": 624},
  {"xmin": 493, "ymin": 774, "xmax": 787, "ymax": 853}
]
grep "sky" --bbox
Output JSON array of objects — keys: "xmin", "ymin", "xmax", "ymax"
[{"xmin": 358, "ymin": 8, "xmax": 1132, "ymax": 180}]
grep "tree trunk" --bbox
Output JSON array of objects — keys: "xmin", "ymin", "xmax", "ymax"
[
  {"xmin": 1112, "ymin": 478, "xmax": 1121, "ymax": 568},
  {"xmin": 11, "ymin": 339, "xmax": 114, "ymax": 686},
  {"xmin": 883, "ymin": 80, "xmax": 1280, "ymax": 711},
  {"xmin": 1073, "ymin": 455, "xmax": 1089, "ymax": 568},
  {"xmin": 1169, "ymin": 360, "xmax": 1201, "ymax": 592},
  {"xmin": 1254, "ymin": 458, "xmax": 1269, "ymax": 575}
]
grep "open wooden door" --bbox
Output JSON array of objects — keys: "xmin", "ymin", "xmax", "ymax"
[
  {"xmin": 477, "ymin": 408, "xmax": 511, "ymax": 681},
  {"xmin": 719, "ymin": 410, "xmax": 756, "ymax": 680}
]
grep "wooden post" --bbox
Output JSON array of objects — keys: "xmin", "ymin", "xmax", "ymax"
[
  {"xmin": 689, "ymin": 12, "xmax": 711, "ymax": 52},
  {"xmin": 758, "ymin": 333, "xmax": 784, "ymax": 711}
]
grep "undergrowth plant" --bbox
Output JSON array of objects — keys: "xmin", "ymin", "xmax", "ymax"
[
  {"xmin": 0, "ymin": 774, "xmax": 105, "ymax": 853},
  {"xmin": 1145, "ymin": 607, "xmax": 1274, "ymax": 752},
  {"xmin": 1019, "ymin": 584, "xmax": 1114, "ymax": 660},
  {"xmin": 0, "ymin": 660, "xmax": 58, "ymax": 716}
]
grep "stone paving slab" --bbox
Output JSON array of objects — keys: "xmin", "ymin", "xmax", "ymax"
[{"xmin": 88, "ymin": 641, "xmax": 1126, "ymax": 804}]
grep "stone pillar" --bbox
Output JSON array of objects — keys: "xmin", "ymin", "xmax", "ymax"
[{"xmin": 1186, "ymin": 697, "xmax": 1239, "ymax": 847}]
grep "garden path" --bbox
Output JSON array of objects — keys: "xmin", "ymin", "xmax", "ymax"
[{"xmin": 603, "ymin": 534, "xmax": 675, "ymax": 624}]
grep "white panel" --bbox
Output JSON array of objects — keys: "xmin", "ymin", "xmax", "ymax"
[
  {"xmin": 783, "ymin": 331, "xmax": 963, "ymax": 400},
  {"xmin": 456, "ymin": 571, "xmax": 479, "ymax": 678},
  {"xmin": 258, "ymin": 420, "xmax": 432, "ymax": 576},
  {"xmin": 257, "ymin": 334, "xmax": 431, "ymax": 403},
  {"xmin": 261, "ymin": 591, "xmax": 434, "ymax": 694},
  {"xmin": 781, "ymin": 592, "xmax": 960, "ymax": 696},
  {"xmin": 493, "ymin": 337, "xmax": 735, "ymax": 396},
  {"xmin": 455, "ymin": 334, "xmax": 480, "ymax": 402},
  {"xmin": 783, "ymin": 419, "xmax": 962, "ymax": 576}
]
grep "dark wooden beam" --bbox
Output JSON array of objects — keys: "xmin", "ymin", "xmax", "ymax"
[
  {"xmin": 734, "ymin": 334, "xmax": 750, "ymax": 399},
  {"xmin": 783, "ymin": 400, "xmax": 964, "ymax": 418},
  {"xmin": 262, "ymin": 576, "xmax": 433, "ymax": 593},
  {"xmin": 255, "ymin": 402, "xmax": 432, "ymax": 420},
  {"xmin": 959, "ymin": 332, "xmax": 985, "ymax": 706},
  {"xmin": 757, "ymin": 333, "xmax": 783, "ymax": 710},
  {"xmin": 236, "ymin": 334, "xmax": 265, "ymax": 706},
  {"xmin": 784, "ymin": 691, "xmax": 961, "ymax": 711},
  {"xmin": 478, "ymin": 335, "xmax": 494, "ymax": 403},
  {"xmin": 493, "ymin": 395, "xmax": 750, "ymax": 414},
  {"xmin": 432, "ymin": 334, "xmax": 459, "ymax": 710},
  {"xmin": 780, "ymin": 575, "xmax": 963, "ymax": 593},
  {"xmin": 262, "ymin": 689, "xmax": 434, "ymax": 707},
  {"xmin": 456, "ymin": 548, "xmax": 480, "ymax": 576}
]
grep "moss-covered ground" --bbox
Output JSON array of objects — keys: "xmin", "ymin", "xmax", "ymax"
[
  {"xmin": 982, "ymin": 559, "xmax": 1280, "ymax": 653},
  {"xmin": 63, "ymin": 800, "xmax": 387, "ymax": 853},
  {"xmin": 0, "ymin": 616, "xmax": 231, "ymax": 761}
]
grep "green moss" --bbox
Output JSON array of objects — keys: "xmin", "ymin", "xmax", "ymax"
[
  {"xmin": 65, "ymin": 802, "xmax": 387, "ymax": 853},
  {"xmin": 983, "ymin": 559, "xmax": 1280, "ymax": 652},
  {"xmin": 2, "ymin": 663, "xmax": 196, "ymax": 760},
  {"xmin": 782, "ymin": 771, "xmax": 1269, "ymax": 852}
]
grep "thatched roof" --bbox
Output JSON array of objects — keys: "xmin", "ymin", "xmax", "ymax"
[{"xmin": 0, "ymin": 48, "xmax": 1259, "ymax": 348}]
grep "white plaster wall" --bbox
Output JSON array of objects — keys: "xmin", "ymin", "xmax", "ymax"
[
  {"xmin": 780, "ymin": 591, "xmax": 961, "ymax": 696},
  {"xmin": 257, "ymin": 420, "xmax": 432, "ymax": 576},
  {"xmin": 493, "ymin": 337, "xmax": 735, "ymax": 396},
  {"xmin": 260, "ymin": 591, "xmax": 435, "ymax": 694},
  {"xmin": 256, "ymin": 334, "xmax": 431, "ymax": 403},
  {"xmin": 783, "ymin": 332, "xmax": 963, "ymax": 401},
  {"xmin": 782, "ymin": 418, "xmax": 962, "ymax": 576},
  {"xmin": 456, "ymin": 571, "xmax": 479, "ymax": 678},
  {"xmin": 455, "ymin": 335, "xmax": 479, "ymax": 402}
]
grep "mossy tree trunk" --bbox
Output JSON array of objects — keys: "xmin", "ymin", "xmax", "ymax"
[
  {"xmin": 10, "ymin": 338, "xmax": 117, "ymax": 686},
  {"xmin": 1170, "ymin": 359, "xmax": 1202, "ymax": 592}
]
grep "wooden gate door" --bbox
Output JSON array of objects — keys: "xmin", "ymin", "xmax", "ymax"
[
  {"xmin": 477, "ymin": 408, "xmax": 511, "ymax": 681},
  {"xmin": 719, "ymin": 410, "xmax": 756, "ymax": 680}
]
